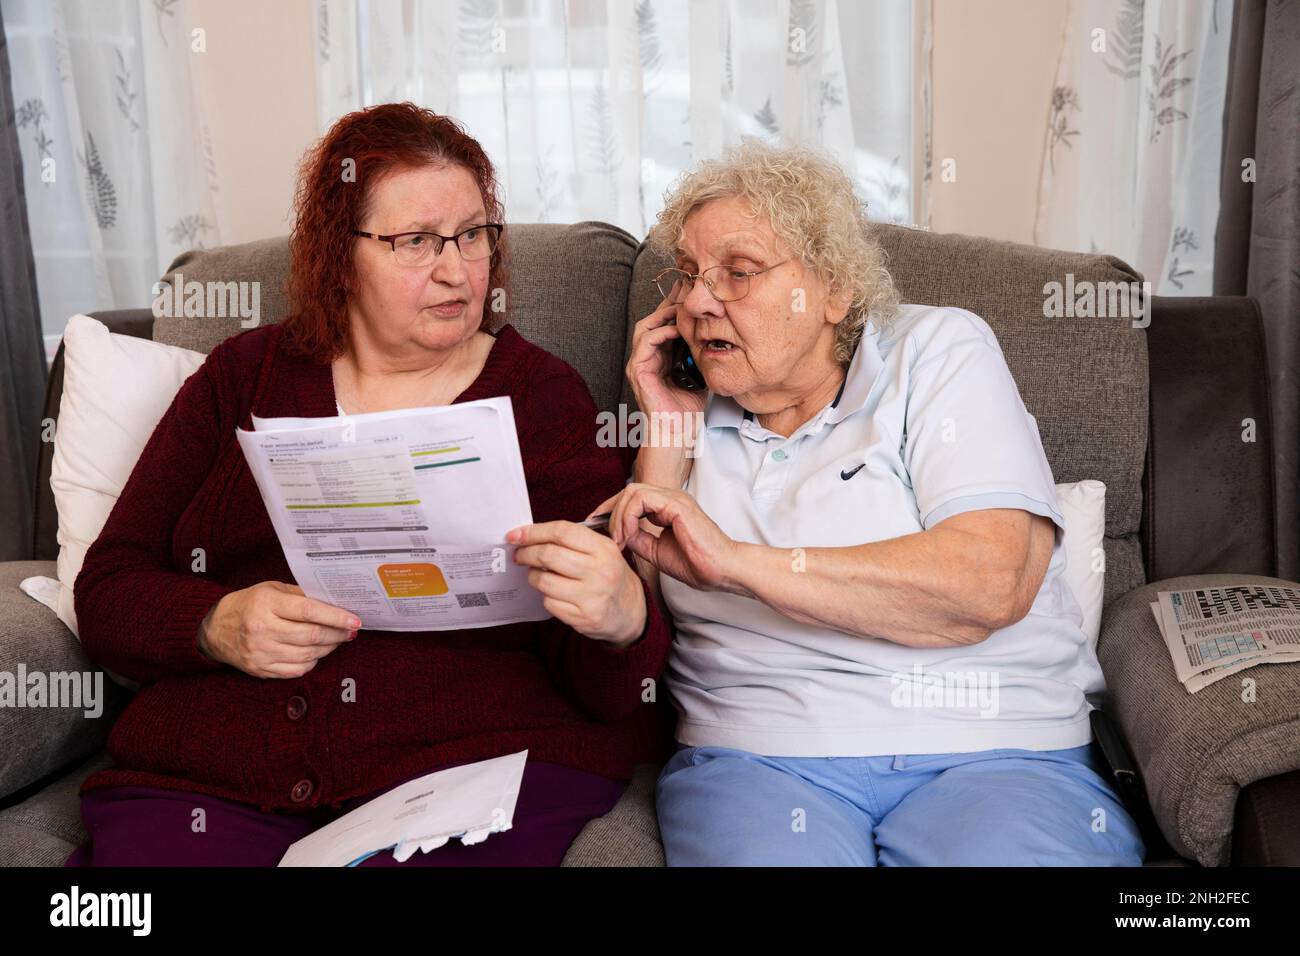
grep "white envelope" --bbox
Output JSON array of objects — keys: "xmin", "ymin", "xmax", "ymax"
[{"xmin": 278, "ymin": 751, "xmax": 527, "ymax": 867}]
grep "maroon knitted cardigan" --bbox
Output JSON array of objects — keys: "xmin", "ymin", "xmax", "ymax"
[{"xmin": 74, "ymin": 322, "xmax": 675, "ymax": 813}]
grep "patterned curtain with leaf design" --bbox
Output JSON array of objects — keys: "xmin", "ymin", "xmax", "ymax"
[
  {"xmin": 2, "ymin": 0, "xmax": 221, "ymax": 359},
  {"xmin": 314, "ymin": 0, "xmax": 917, "ymax": 240},
  {"xmin": 1035, "ymin": 0, "xmax": 1234, "ymax": 294}
]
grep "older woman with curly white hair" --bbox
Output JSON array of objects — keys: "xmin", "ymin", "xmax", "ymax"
[{"xmin": 591, "ymin": 140, "xmax": 1145, "ymax": 866}]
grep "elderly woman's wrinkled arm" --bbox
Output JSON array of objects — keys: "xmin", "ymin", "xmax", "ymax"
[
  {"xmin": 627, "ymin": 458, "xmax": 678, "ymax": 627},
  {"xmin": 721, "ymin": 508, "xmax": 1056, "ymax": 647},
  {"xmin": 610, "ymin": 482, "xmax": 1055, "ymax": 649}
]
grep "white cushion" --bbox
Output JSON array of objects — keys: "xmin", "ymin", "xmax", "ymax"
[
  {"xmin": 1055, "ymin": 479, "xmax": 1106, "ymax": 650},
  {"xmin": 50, "ymin": 314, "xmax": 205, "ymax": 638}
]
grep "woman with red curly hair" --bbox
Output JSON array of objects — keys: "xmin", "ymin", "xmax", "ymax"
[{"xmin": 68, "ymin": 103, "xmax": 674, "ymax": 866}]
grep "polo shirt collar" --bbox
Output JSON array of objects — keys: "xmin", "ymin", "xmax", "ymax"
[
  {"xmin": 824, "ymin": 318, "xmax": 885, "ymax": 425},
  {"xmin": 702, "ymin": 319, "xmax": 885, "ymax": 432}
]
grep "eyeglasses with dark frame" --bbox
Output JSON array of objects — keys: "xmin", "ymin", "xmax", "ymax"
[
  {"xmin": 353, "ymin": 223, "xmax": 503, "ymax": 266},
  {"xmin": 653, "ymin": 259, "xmax": 792, "ymax": 303}
]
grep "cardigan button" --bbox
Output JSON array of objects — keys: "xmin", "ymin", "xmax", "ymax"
[
  {"xmin": 290, "ymin": 778, "xmax": 314, "ymax": 803},
  {"xmin": 286, "ymin": 695, "xmax": 308, "ymax": 721}
]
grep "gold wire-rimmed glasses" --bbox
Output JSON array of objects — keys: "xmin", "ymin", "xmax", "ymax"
[{"xmin": 653, "ymin": 259, "xmax": 791, "ymax": 303}]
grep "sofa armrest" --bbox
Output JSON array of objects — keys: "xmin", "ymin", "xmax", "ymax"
[
  {"xmin": 0, "ymin": 561, "xmax": 129, "ymax": 802},
  {"xmin": 1096, "ymin": 572, "xmax": 1300, "ymax": 866}
]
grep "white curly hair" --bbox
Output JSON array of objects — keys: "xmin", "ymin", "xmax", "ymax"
[{"xmin": 648, "ymin": 138, "xmax": 899, "ymax": 364}]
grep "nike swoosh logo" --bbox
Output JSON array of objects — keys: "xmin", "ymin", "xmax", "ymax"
[{"xmin": 840, "ymin": 464, "xmax": 866, "ymax": 480}]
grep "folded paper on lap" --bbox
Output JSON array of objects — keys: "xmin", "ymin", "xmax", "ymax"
[{"xmin": 278, "ymin": 750, "xmax": 527, "ymax": 867}]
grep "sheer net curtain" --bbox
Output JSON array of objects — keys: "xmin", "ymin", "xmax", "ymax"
[
  {"xmin": 314, "ymin": 0, "xmax": 918, "ymax": 240},
  {"xmin": 1035, "ymin": 0, "xmax": 1235, "ymax": 294},
  {"xmin": 3, "ymin": 0, "xmax": 222, "ymax": 360}
]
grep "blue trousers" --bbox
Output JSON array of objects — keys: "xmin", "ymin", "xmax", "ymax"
[{"xmin": 656, "ymin": 743, "xmax": 1145, "ymax": 866}]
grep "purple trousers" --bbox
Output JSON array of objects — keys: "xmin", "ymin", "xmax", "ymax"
[{"xmin": 64, "ymin": 760, "xmax": 626, "ymax": 867}]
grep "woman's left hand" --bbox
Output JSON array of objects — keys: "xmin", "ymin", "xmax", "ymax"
[
  {"xmin": 591, "ymin": 483, "xmax": 741, "ymax": 593},
  {"xmin": 507, "ymin": 521, "xmax": 647, "ymax": 648}
]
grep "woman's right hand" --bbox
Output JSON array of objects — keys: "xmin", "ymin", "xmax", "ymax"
[
  {"xmin": 626, "ymin": 282, "xmax": 707, "ymax": 487},
  {"xmin": 626, "ymin": 282, "xmax": 708, "ymax": 421},
  {"xmin": 198, "ymin": 581, "xmax": 360, "ymax": 679}
]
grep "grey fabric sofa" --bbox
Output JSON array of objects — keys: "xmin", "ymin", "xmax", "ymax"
[{"xmin": 3, "ymin": 221, "xmax": 1298, "ymax": 867}]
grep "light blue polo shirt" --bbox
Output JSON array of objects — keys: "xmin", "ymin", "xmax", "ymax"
[{"xmin": 660, "ymin": 303, "xmax": 1107, "ymax": 757}]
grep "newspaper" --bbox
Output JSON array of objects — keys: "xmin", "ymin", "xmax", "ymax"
[
  {"xmin": 1149, "ymin": 584, "xmax": 1300, "ymax": 693},
  {"xmin": 235, "ymin": 397, "xmax": 549, "ymax": 632}
]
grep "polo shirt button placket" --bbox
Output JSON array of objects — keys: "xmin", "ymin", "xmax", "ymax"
[{"xmin": 754, "ymin": 443, "xmax": 793, "ymax": 501}]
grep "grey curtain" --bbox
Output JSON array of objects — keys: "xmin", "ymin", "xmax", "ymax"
[
  {"xmin": 0, "ymin": 3, "xmax": 48, "ymax": 562},
  {"xmin": 1215, "ymin": 0, "xmax": 1300, "ymax": 581}
]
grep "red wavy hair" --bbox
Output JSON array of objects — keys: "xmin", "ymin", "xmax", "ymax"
[{"xmin": 281, "ymin": 102, "xmax": 510, "ymax": 363}]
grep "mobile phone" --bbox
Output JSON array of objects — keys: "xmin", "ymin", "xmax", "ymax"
[{"xmin": 670, "ymin": 335, "xmax": 706, "ymax": 391}]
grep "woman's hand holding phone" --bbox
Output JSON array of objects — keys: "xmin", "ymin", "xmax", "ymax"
[
  {"xmin": 625, "ymin": 281, "xmax": 707, "ymax": 490},
  {"xmin": 627, "ymin": 283, "xmax": 707, "ymax": 415}
]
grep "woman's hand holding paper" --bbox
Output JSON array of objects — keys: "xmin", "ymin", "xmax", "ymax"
[
  {"xmin": 200, "ymin": 582, "xmax": 360, "ymax": 679},
  {"xmin": 506, "ymin": 521, "xmax": 647, "ymax": 649}
]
